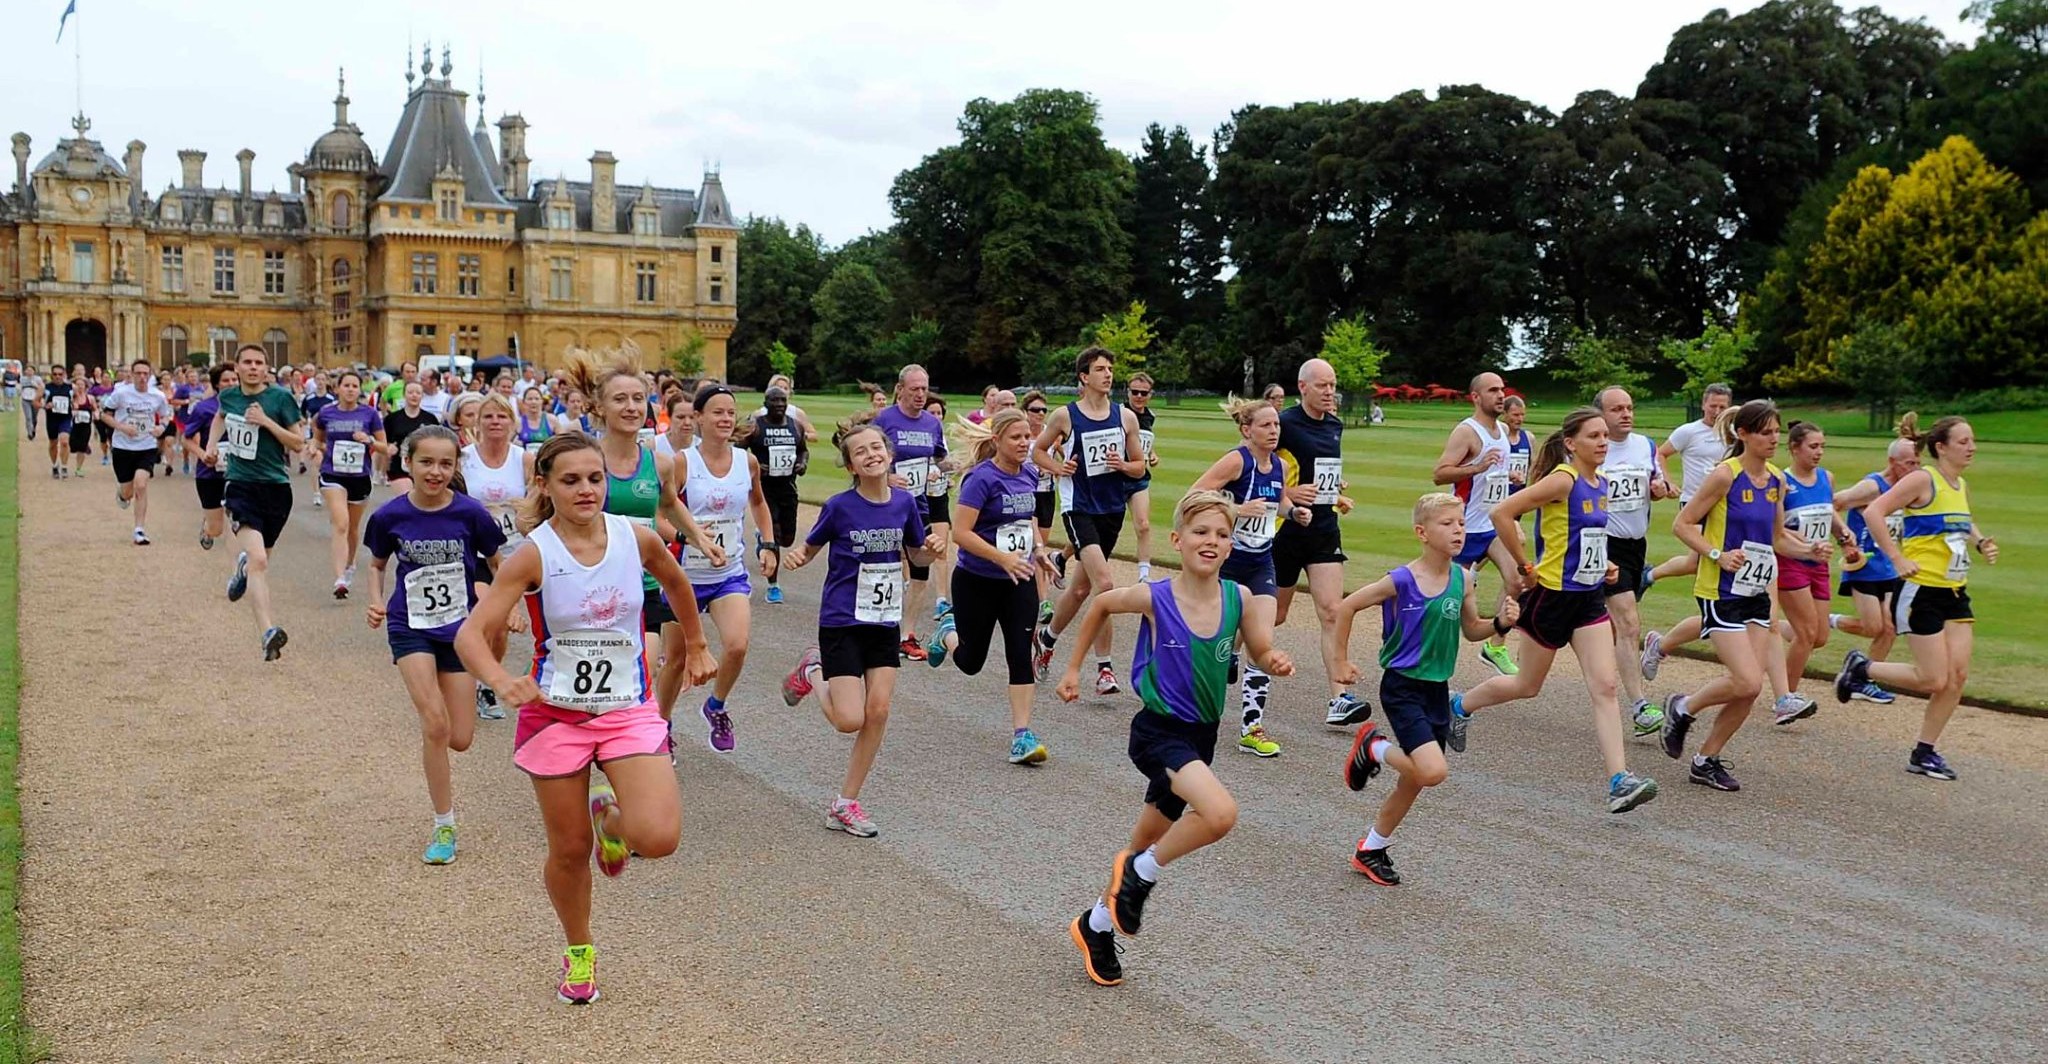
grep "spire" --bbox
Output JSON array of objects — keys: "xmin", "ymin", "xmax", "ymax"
[
  {"xmin": 475, "ymin": 62, "xmax": 487, "ymax": 133},
  {"xmin": 440, "ymin": 45, "xmax": 452, "ymax": 80},
  {"xmin": 405, "ymin": 33, "xmax": 415, "ymax": 90},
  {"xmin": 334, "ymin": 67, "xmax": 351, "ymax": 127},
  {"xmin": 421, "ymin": 39, "xmax": 433, "ymax": 81}
]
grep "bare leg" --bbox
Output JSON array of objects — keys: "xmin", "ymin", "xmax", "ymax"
[
  {"xmin": 323, "ymin": 484, "xmax": 353, "ymax": 581},
  {"xmin": 1608, "ymin": 588, "xmax": 1647, "ymax": 706},
  {"xmin": 1568, "ymin": 622, "xmax": 1629, "ymax": 776},
  {"xmin": 1868, "ymin": 626, "xmax": 1971, "ymax": 745},
  {"xmin": 1370, "ymin": 742, "xmax": 1449, "ymax": 838},
  {"xmin": 1305, "ymin": 562, "xmax": 1350, "ymax": 698},
  {"xmin": 398, "ymin": 656, "xmax": 471, "ymax": 815},
  {"xmin": 1148, "ymin": 761, "xmax": 1239, "ymax": 866},
  {"xmin": 236, "ymin": 525, "xmax": 278, "ymax": 631},
  {"xmin": 704, "ymin": 593, "xmax": 751, "ymax": 702},
  {"xmin": 1460, "ymin": 636, "xmax": 1558, "ymax": 712}
]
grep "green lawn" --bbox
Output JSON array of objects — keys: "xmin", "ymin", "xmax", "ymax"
[
  {"xmin": 766, "ymin": 390, "xmax": 2048, "ymax": 709},
  {"xmin": 0, "ymin": 424, "xmax": 37, "ymax": 1063}
]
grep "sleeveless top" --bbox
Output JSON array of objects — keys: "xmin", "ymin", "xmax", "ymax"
[
  {"xmin": 462, "ymin": 443, "xmax": 529, "ymax": 554},
  {"xmin": 1842, "ymin": 472, "xmax": 1899, "ymax": 582},
  {"xmin": 678, "ymin": 443, "xmax": 752, "ymax": 582},
  {"xmin": 1062, "ymin": 399, "xmax": 1130, "ymax": 515},
  {"xmin": 1380, "ymin": 564, "xmax": 1466, "ymax": 683},
  {"xmin": 1533, "ymin": 468, "xmax": 1611, "ymax": 591},
  {"xmin": 1223, "ymin": 446, "xmax": 1288, "ymax": 556},
  {"xmin": 516, "ymin": 413, "xmax": 552, "ymax": 448},
  {"xmin": 1780, "ymin": 466, "xmax": 1835, "ymax": 559},
  {"xmin": 1693, "ymin": 457, "xmax": 1785, "ymax": 600},
  {"xmin": 604, "ymin": 447, "xmax": 663, "ymax": 592},
  {"xmin": 525, "ymin": 514, "xmax": 651, "ymax": 714},
  {"xmin": 1900, "ymin": 471, "xmax": 1972, "ymax": 590},
  {"xmin": 1130, "ymin": 406, "xmax": 1156, "ymax": 490},
  {"xmin": 1453, "ymin": 416, "xmax": 1513, "ymax": 533},
  {"xmin": 1132, "ymin": 578, "xmax": 1242, "ymax": 725},
  {"xmin": 1506, "ymin": 429, "xmax": 1533, "ymax": 493}
]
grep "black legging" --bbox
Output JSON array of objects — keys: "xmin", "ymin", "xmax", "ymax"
[{"xmin": 950, "ymin": 568, "xmax": 1039, "ymax": 686}]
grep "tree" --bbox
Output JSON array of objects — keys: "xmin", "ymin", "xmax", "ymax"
[
  {"xmin": 889, "ymin": 89, "xmax": 1134, "ymax": 379},
  {"xmin": 1552, "ymin": 328, "xmax": 1649, "ymax": 402},
  {"xmin": 729, "ymin": 216, "xmax": 828, "ymax": 387},
  {"xmin": 1318, "ymin": 316, "xmax": 1387, "ymax": 409},
  {"xmin": 809, "ymin": 262, "xmax": 891, "ymax": 384},
  {"xmin": 1659, "ymin": 318, "xmax": 1755, "ymax": 400},
  {"xmin": 1830, "ymin": 320, "xmax": 1923, "ymax": 420},
  {"xmin": 1911, "ymin": 1, "xmax": 2048, "ymax": 207},
  {"xmin": 1091, "ymin": 301, "xmax": 1155, "ymax": 379},
  {"xmin": 873, "ymin": 318, "xmax": 942, "ymax": 377},
  {"xmin": 766, "ymin": 341, "xmax": 798, "ymax": 384},
  {"xmin": 665, "ymin": 330, "xmax": 707, "ymax": 379},
  {"xmin": 1129, "ymin": 124, "xmax": 1224, "ymax": 340}
]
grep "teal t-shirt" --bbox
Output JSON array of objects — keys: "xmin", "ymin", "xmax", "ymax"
[{"xmin": 217, "ymin": 385, "xmax": 303, "ymax": 484}]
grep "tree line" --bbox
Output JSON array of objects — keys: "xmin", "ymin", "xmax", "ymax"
[{"xmin": 728, "ymin": 0, "xmax": 2048, "ymax": 401}]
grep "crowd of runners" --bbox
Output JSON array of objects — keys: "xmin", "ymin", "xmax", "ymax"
[{"xmin": 17, "ymin": 344, "xmax": 1997, "ymax": 1002}]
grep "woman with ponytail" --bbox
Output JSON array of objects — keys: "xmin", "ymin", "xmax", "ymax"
[{"xmin": 1837, "ymin": 412, "xmax": 1996, "ymax": 781}]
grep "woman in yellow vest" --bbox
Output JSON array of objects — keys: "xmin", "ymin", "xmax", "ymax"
[{"xmin": 1837, "ymin": 413, "xmax": 1997, "ymax": 782}]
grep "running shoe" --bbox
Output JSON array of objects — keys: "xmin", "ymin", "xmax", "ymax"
[
  {"xmin": 1640, "ymin": 629, "xmax": 1665, "ymax": 682},
  {"xmin": 1850, "ymin": 681, "xmax": 1896, "ymax": 704},
  {"xmin": 1448, "ymin": 694, "xmax": 1469, "ymax": 753},
  {"xmin": 1068, "ymin": 911, "xmax": 1122, "ymax": 987},
  {"xmin": 1630, "ymin": 698, "xmax": 1665, "ymax": 736},
  {"xmin": 588, "ymin": 782, "xmax": 628, "ymax": 877},
  {"xmin": 1105, "ymin": 850, "xmax": 1154, "ymax": 936},
  {"xmin": 115, "ymin": 485, "xmax": 129, "ymax": 510},
  {"xmin": 701, "ymin": 700, "xmax": 736, "ymax": 753},
  {"xmin": 1052, "ymin": 551, "xmax": 1069, "ymax": 589},
  {"xmin": 476, "ymin": 683, "xmax": 505, "ymax": 721},
  {"xmin": 333, "ymin": 577, "xmax": 350, "ymax": 600},
  {"xmin": 132, "ymin": 528, "xmax": 150, "ymax": 546},
  {"xmin": 422, "ymin": 824, "xmax": 457, "ymax": 865},
  {"xmin": 199, "ymin": 531, "xmax": 214, "ymax": 551},
  {"xmin": 1008, "ymin": 729, "xmax": 1048, "ymax": 765},
  {"xmin": 765, "ymin": 585, "xmax": 784, "ymax": 605},
  {"xmin": 782, "ymin": 647, "xmax": 821, "ymax": 707},
  {"xmin": 312, "ymin": 494, "xmax": 324, "ymax": 509},
  {"xmin": 1907, "ymin": 747, "xmax": 1958, "ymax": 781},
  {"xmin": 100, "ymin": 455, "xmax": 108, "ymax": 465},
  {"xmin": 262, "ymin": 626, "xmax": 288, "ymax": 662},
  {"xmin": 825, "ymin": 797, "xmax": 878, "ymax": 837},
  {"xmin": 1351, "ymin": 844, "xmax": 1400, "ymax": 886},
  {"xmin": 1095, "ymin": 665, "xmax": 1121, "ymax": 697},
  {"xmin": 1639, "ymin": 566, "xmax": 1657, "ymax": 593},
  {"xmin": 926, "ymin": 605, "xmax": 956, "ymax": 668},
  {"xmin": 1344, "ymin": 723, "xmax": 1383, "ymax": 791},
  {"xmin": 899, "ymin": 635, "xmax": 928, "ymax": 663},
  {"xmin": 557, "ymin": 945, "xmax": 599, "ymax": 1005},
  {"xmin": 1689, "ymin": 756, "xmax": 1741, "ymax": 791},
  {"xmin": 1478, "ymin": 641, "xmax": 1517, "ymax": 676},
  {"xmin": 1324, "ymin": 692, "xmax": 1372, "ymax": 727},
  {"xmin": 1607, "ymin": 771, "xmax": 1660, "ymax": 813},
  {"xmin": 1032, "ymin": 627, "xmax": 1057, "ymax": 681},
  {"xmin": 1660, "ymin": 693, "xmax": 1692, "ymax": 759},
  {"xmin": 1038, "ymin": 598, "xmax": 1054, "ymax": 626},
  {"xmin": 1834, "ymin": 649, "xmax": 1871, "ymax": 704},
  {"xmin": 227, "ymin": 551, "xmax": 249, "ymax": 602},
  {"xmin": 1771, "ymin": 694, "xmax": 1818, "ymax": 727},
  {"xmin": 1237, "ymin": 725, "xmax": 1282, "ymax": 759},
  {"xmin": 934, "ymin": 597, "xmax": 951, "ymax": 622},
  {"xmin": 48, "ymin": 466, "xmax": 57, "ymax": 480}
]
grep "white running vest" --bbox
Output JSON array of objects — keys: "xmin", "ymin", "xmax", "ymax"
[
  {"xmin": 1460, "ymin": 416, "xmax": 1512, "ymax": 530},
  {"xmin": 679, "ymin": 443, "xmax": 751, "ymax": 581},
  {"xmin": 1599, "ymin": 431, "xmax": 1659, "ymax": 541},
  {"xmin": 528, "ymin": 513, "xmax": 649, "ymax": 713},
  {"xmin": 461, "ymin": 443, "xmax": 529, "ymax": 554}
]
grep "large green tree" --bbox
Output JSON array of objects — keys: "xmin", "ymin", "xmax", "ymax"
[
  {"xmin": 888, "ymin": 89, "xmax": 1134, "ymax": 380},
  {"xmin": 1129, "ymin": 124, "xmax": 1224, "ymax": 341},
  {"xmin": 1911, "ymin": 1, "xmax": 2048, "ymax": 207},
  {"xmin": 729, "ymin": 217, "xmax": 828, "ymax": 387},
  {"xmin": 809, "ymin": 261, "xmax": 892, "ymax": 385}
]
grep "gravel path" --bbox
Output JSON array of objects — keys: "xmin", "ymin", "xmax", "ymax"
[{"xmin": 16, "ymin": 444, "xmax": 2047, "ymax": 1063}]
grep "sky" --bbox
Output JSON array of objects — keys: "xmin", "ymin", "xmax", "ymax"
[{"xmin": 5, "ymin": 0, "xmax": 1975, "ymax": 245}]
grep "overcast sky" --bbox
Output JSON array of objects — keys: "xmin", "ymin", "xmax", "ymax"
[{"xmin": 7, "ymin": 0, "xmax": 1973, "ymax": 244}]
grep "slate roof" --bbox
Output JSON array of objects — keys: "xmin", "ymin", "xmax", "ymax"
[
  {"xmin": 149, "ymin": 187, "xmax": 309, "ymax": 230},
  {"xmin": 515, "ymin": 178, "xmax": 699, "ymax": 237},
  {"xmin": 379, "ymin": 78, "xmax": 511, "ymax": 207}
]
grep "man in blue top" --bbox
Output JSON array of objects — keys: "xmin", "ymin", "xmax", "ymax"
[{"xmin": 1031, "ymin": 346, "xmax": 1148, "ymax": 694}]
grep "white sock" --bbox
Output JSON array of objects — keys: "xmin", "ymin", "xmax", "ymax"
[
  {"xmin": 1097, "ymin": 656, "xmax": 1113, "ymax": 671},
  {"xmin": 1369, "ymin": 737, "xmax": 1393, "ymax": 763},
  {"xmin": 1827, "ymin": 613, "xmax": 1844, "ymax": 630},
  {"xmin": 1692, "ymin": 754, "xmax": 1710, "ymax": 767},
  {"xmin": 1132, "ymin": 846, "xmax": 1160, "ymax": 883},
  {"xmin": 1136, "ymin": 562, "xmax": 1151, "ymax": 582},
  {"xmin": 1088, "ymin": 901, "xmax": 1114, "ymax": 933},
  {"xmin": 1364, "ymin": 828, "xmax": 1392, "ymax": 851},
  {"xmin": 432, "ymin": 810, "xmax": 455, "ymax": 828}
]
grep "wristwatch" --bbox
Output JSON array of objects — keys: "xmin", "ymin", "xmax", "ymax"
[{"xmin": 1708, "ymin": 548, "xmax": 1723, "ymax": 563}]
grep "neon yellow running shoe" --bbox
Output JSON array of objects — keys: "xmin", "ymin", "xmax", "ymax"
[
  {"xmin": 1237, "ymin": 725, "xmax": 1282, "ymax": 758},
  {"xmin": 588, "ymin": 782, "xmax": 628, "ymax": 878},
  {"xmin": 1478, "ymin": 641, "xmax": 1518, "ymax": 677},
  {"xmin": 557, "ymin": 944, "xmax": 599, "ymax": 1005}
]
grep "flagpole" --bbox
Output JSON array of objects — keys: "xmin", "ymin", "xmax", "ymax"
[{"xmin": 73, "ymin": 2, "xmax": 83, "ymax": 119}]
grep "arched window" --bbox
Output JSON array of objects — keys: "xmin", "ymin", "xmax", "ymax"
[
  {"xmin": 209, "ymin": 327, "xmax": 237, "ymax": 363},
  {"xmin": 158, "ymin": 325, "xmax": 189, "ymax": 365},
  {"xmin": 332, "ymin": 257, "xmax": 351, "ymax": 283},
  {"xmin": 331, "ymin": 192, "xmax": 352, "ymax": 229},
  {"xmin": 262, "ymin": 328, "xmax": 290, "ymax": 365}
]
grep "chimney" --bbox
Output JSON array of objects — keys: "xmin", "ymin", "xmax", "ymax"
[
  {"xmin": 124, "ymin": 140, "xmax": 145, "ymax": 203},
  {"xmin": 236, "ymin": 148, "xmax": 255, "ymax": 201},
  {"xmin": 497, "ymin": 115, "xmax": 529, "ymax": 195},
  {"xmin": 178, "ymin": 149, "xmax": 205, "ymax": 190},
  {"xmin": 11, "ymin": 133, "xmax": 29, "ymax": 193},
  {"xmin": 288, "ymin": 163, "xmax": 303, "ymax": 197},
  {"xmin": 589, "ymin": 151, "xmax": 617, "ymax": 233}
]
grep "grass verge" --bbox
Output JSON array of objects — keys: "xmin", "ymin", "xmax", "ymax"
[{"xmin": 0, "ymin": 426, "xmax": 38, "ymax": 1063}]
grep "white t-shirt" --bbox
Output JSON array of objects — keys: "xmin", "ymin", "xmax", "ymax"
[
  {"xmin": 419, "ymin": 391, "xmax": 453, "ymax": 420},
  {"xmin": 1667, "ymin": 418, "xmax": 1724, "ymax": 503},
  {"xmin": 103, "ymin": 384, "xmax": 171, "ymax": 452},
  {"xmin": 1600, "ymin": 431, "xmax": 1660, "ymax": 540}
]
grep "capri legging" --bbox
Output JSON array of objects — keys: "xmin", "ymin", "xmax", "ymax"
[{"xmin": 949, "ymin": 569, "xmax": 1039, "ymax": 685}]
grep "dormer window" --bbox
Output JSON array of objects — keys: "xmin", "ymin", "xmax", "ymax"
[
  {"xmin": 635, "ymin": 212, "xmax": 658, "ymax": 236},
  {"xmin": 264, "ymin": 203, "xmax": 283, "ymax": 227},
  {"xmin": 212, "ymin": 201, "xmax": 232, "ymax": 226},
  {"xmin": 438, "ymin": 188, "xmax": 459, "ymax": 220},
  {"xmin": 549, "ymin": 205, "xmax": 574, "ymax": 230},
  {"xmin": 162, "ymin": 198, "xmax": 181, "ymax": 223}
]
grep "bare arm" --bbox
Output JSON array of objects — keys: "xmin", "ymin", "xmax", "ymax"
[
  {"xmin": 1492, "ymin": 469, "xmax": 1568, "ymax": 571},
  {"xmin": 1673, "ymin": 466, "xmax": 1738, "ymax": 568},
  {"xmin": 1331, "ymin": 574, "xmax": 1398, "ymax": 684},
  {"xmin": 1055, "ymin": 585, "xmax": 1153, "ymax": 701},
  {"xmin": 1432, "ymin": 424, "xmax": 1491, "ymax": 485},
  {"xmin": 1031, "ymin": 408, "xmax": 1076, "ymax": 476},
  {"xmin": 455, "ymin": 544, "xmax": 544, "ymax": 702},
  {"xmin": 639, "ymin": 525, "xmax": 716, "ymax": 686}
]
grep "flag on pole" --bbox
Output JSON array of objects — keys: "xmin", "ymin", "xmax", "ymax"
[{"xmin": 56, "ymin": 0, "xmax": 76, "ymax": 43}]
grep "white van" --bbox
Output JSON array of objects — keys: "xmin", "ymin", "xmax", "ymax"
[{"xmin": 418, "ymin": 354, "xmax": 474, "ymax": 379}]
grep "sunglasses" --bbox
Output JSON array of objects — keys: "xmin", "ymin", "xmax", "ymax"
[
  {"xmin": 1127, "ymin": 389, "xmax": 1151, "ymax": 397},
  {"xmin": 1025, "ymin": 406, "xmax": 1048, "ymax": 414}
]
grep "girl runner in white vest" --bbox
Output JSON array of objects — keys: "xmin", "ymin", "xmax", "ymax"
[
  {"xmin": 462, "ymin": 393, "xmax": 538, "ymax": 722},
  {"xmin": 455, "ymin": 432, "xmax": 716, "ymax": 1007},
  {"xmin": 671, "ymin": 384, "xmax": 772, "ymax": 754}
]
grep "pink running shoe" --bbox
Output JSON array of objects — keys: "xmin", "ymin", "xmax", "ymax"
[
  {"xmin": 557, "ymin": 944, "xmax": 599, "ymax": 1005},
  {"xmin": 589, "ymin": 782, "xmax": 628, "ymax": 878},
  {"xmin": 783, "ymin": 647, "xmax": 821, "ymax": 707}
]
